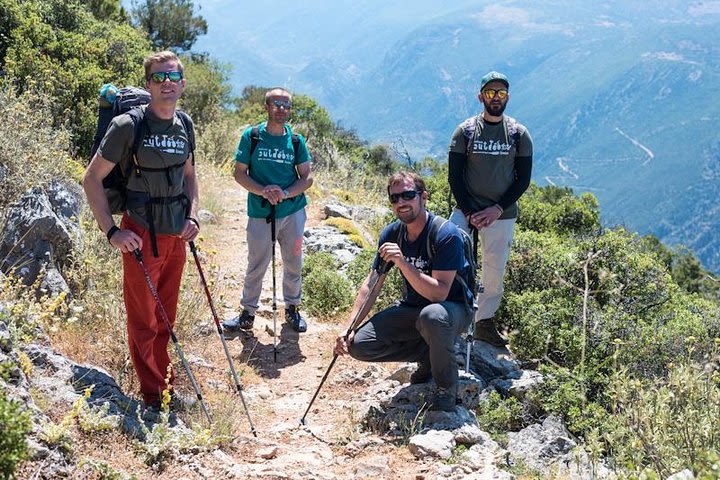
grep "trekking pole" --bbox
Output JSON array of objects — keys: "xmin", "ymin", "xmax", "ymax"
[
  {"xmin": 188, "ymin": 241, "xmax": 257, "ymax": 437},
  {"xmin": 132, "ymin": 249, "xmax": 212, "ymax": 424},
  {"xmin": 465, "ymin": 227, "xmax": 480, "ymax": 373},
  {"xmin": 267, "ymin": 204, "xmax": 279, "ymax": 363},
  {"xmin": 299, "ymin": 260, "xmax": 391, "ymax": 426}
]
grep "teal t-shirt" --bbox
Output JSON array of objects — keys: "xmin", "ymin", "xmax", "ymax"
[{"xmin": 234, "ymin": 123, "xmax": 311, "ymax": 219}]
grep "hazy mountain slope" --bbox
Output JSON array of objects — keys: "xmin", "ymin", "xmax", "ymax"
[
  {"xmin": 191, "ymin": 0, "xmax": 720, "ymax": 270},
  {"xmin": 315, "ymin": 3, "xmax": 720, "ymax": 271}
]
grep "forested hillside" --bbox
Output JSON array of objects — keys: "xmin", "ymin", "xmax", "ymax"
[{"xmin": 1, "ymin": 0, "xmax": 720, "ymax": 478}]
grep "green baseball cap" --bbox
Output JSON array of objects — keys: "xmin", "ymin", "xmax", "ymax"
[{"xmin": 480, "ymin": 71, "xmax": 509, "ymax": 91}]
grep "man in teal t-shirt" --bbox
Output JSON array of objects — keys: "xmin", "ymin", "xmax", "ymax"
[{"xmin": 224, "ymin": 87, "xmax": 314, "ymax": 336}]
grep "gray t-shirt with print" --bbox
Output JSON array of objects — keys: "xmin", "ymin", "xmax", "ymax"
[
  {"xmin": 448, "ymin": 115, "xmax": 532, "ymax": 219},
  {"xmin": 98, "ymin": 105, "xmax": 195, "ymax": 234}
]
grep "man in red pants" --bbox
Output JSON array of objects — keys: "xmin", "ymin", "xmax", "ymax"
[{"xmin": 83, "ymin": 51, "xmax": 199, "ymax": 409}]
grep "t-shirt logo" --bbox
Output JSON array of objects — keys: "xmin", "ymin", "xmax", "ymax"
[
  {"xmin": 144, "ymin": 134, "xmax": 187, "ymax": 155},
  {"xmin": 405, "ymin": 255, "xmax": 429, "ymax": 272},
  {"xmin": 471, "ymin": 139, "xmax": 512, "ymax": 156},
  {"xmin": 257, "ymin": 146, "xmax": 295, "ymax": 165}
]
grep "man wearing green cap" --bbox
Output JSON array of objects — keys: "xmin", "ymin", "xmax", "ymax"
[{"xmin": 447, "ymin": 71, "xmax": 533, "ymax": 347}]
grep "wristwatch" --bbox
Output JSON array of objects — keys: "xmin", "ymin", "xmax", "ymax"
[{"xmin": 283, "ymin": 189, "xmax": 290, "ymax": 199}]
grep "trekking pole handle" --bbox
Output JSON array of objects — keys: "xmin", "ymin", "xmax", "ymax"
[{"xmin": 375, "ymin": 259, "xmax": 392, "ymax": 275}]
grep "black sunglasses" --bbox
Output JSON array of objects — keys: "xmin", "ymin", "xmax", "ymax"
[{"xmin": 389, "ymin": 190, "xmax": 423, "ymax": 204}]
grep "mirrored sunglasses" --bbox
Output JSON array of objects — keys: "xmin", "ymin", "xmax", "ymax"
[
  {"xmin": 149, "ymin": 71, "xmax": 183, "ymax": 83},
  {"xmin": 269, "ymin": 99, "xmax": 292, "ymax": 109},
  {"xmin": 482, "ymin": 88, "xmax": 508, "ymax": 100},
  {"xmin": 389, "ymin": 190, "xmax": 423, "ymax": 204}
]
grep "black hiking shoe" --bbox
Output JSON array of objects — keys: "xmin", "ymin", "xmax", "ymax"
[
  {"xmin": 410, "ymin": 361, "xmax": 432, "ymax": 384},
  {"xmin": 285, "ymin": 305, "xmax": 307, "ymax": 333},
  {"xmin": 473, "ymin": 317, "xmax": 508, "ymax": 347},
  {"xmin": 431, "ymin": 387, "xmax": 458, "ymax": 412},
  {"xmin": 223, "ymin": 310, "xmax": 255, "ymax": 339}
]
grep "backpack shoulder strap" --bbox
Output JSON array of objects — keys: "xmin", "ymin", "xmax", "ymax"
[
  {"xmin": 291, "ymin": 133, "xmax": 300, "ymax": 158},
  {"xmin": 386, "ymin": 219, "xmax": 404, "ymax": 245},
  {"xmin": 125, "ymin": 108, "xmax": 146, "ymax": 178},
  {"xmin": 249, "ymin": 126, "xmax": 260, "ymax": 157},
  {"xmin": 175, "ymin": 110, "xmax": 195, "ymax": 162},
  {"xmin": 466, "ymin": 115, "xmax": 484, "ymax": 157},
  {"xmin": 425, "ymin": 215, "xmax": 450, "ymax": 261}
]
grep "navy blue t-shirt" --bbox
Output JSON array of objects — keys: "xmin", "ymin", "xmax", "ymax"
[{"xmin": 374, "ymin": 213, "xmax": 469, "ymax": 307}]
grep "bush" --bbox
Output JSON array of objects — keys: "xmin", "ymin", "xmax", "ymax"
[
  {"xmin": 0, "ymin": 390, "xmax": 31, "ymax": 478},
  {"xmin": 605, "ymin": 354, "xmax": 720, "ymax": 477},
  {"xmin": 476, "ymin": 390, "xmax": 526, "ymax": 437},
  {"xmin": 1, "ymin": 0, "xmax": 150, "ymax": 156},
  {"xmin": 302, "ymin": 252, "xmax": 353, "ymax": 317},
  {"xmin": 0, "ymin": 88, "xmax": 76, "ymax": 209},
  {"xmin": 423, "ymin": 161, "xmax": 452, "ymax": 219},
  {"xmin": 518, "ymin": 183, "xmax": 600, "ymax": 236},
  {"xmin": 195, "ymin": 109, "xmax": 245, "ymax": 168},
  {"xmin": 180, "ymin": 55, "xmax": 233, "ymax": 128}
]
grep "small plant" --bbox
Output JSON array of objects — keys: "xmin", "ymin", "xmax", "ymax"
[
  {"xmin": 445, "ymin": 444, "xmax": 468, "ymax": 464},
  {"xmin": 0, "ymin": 390, "xmax": 31, "ymax": 478},
  {"xmin": 394, "ymin": 406, "xmax": 427, "ymax": 444},
  {"xmin": 302, "ymin": 251, "xmax": 354, "ymax": 317},
  {"xmin": 476, "ymin": 390, "xmax": 525, "ymax": 439},
  {"xmin": 38, "ymin": 386, "xmax": 118, "ymax": 454},
  {"xmin": 77, "ymin": 457, "xmax": 138, "ymax": 480},
  {"xmin": 136, "ymin": 377, "xmax": 225, "ymax": 469}
]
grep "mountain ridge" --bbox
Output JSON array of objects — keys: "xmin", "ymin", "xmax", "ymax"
[{"xmin": 193, "ymin": 1, "xmax": 720, "ymax": 271}]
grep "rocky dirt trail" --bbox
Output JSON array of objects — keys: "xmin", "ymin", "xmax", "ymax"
[{"xmin": 160, "ymin": 172, "xmax": 426, "ymax": 479}]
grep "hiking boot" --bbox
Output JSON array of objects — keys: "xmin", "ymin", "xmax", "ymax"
[
  {"xmin": 168, "ymin": 391, "xmax": 196, "ymax": 412},
  {"xmin": 223, "ymin": 310, "xmax": 255, "ymax": 339},
  {"xmin": 410, "ymin": 361, "xmax": 432, "ymax": 384},
  {"xmin": 431, "ymin": 387, "xmax": 458, "ymax": 412},
  {"xmin": 473, "ymin": 317, "xmax": 508, "ymax": 347},
  {"xmin": 285, "ymin": 305, "xmax": 307, "ymax": 333}
]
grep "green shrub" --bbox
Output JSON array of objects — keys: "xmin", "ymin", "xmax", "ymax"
[
  {"xmin": 2, "ymin": 0, "xmax": 150, "ymax": 156},
  {"xmin": 303, "ymin": 268, "xmax": 353, "ymax": 317},
  {"xmin": 476, "ymin": 390, "xmax": 525, "ymax": 437},
  {"xmin": 0, "ymin": 390, "xmax": 31, "ymax": 478},
  {"xmin": 423, "ymin": 161, "xmax": 452, "ymax": 219},
  {"xmin": 195, "ymin": 109, "xmax": 244, "ymax": 168},
  {"xmin": 604, "ymin": 355, "xmax": 720, "ymax": 477},
  {"xmin": 0, "ymin": 87, "xmax": 75, "ymax": 209},
  {"xmin": 302, "ymin": 251, "xmax": 338, "ymax": 278},
  {"xmin": 518, "ymin": 183, "xmax": 600, "ymax": 236},
  {"xmin": 302, "ymin": 251, "xmax": 353, "ymax": 317}
]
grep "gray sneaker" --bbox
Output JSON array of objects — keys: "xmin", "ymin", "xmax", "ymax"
[
  {"xmin": 223, "ymin": 310, "xmax": 254, "ymax": 339},
  {"xmin": 431, "ymin": 387, "xmax": 458, "ymax": 412}
]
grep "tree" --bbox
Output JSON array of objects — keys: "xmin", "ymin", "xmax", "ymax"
[
  {"xmin": 1, "ymin": 0, "xmax": 150, "ymax": 157},
  {"xmin": 179, "ymin": 55, "xmax": 232, "ymax": 128},
  {"xmin": 132, "ymin": 0, "xmax": 207, "ymax": 52}
]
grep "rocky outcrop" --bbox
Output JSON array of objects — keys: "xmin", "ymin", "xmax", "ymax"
[{"xmin": 0, "ymin": 181, "xmax": 82, "ymax": 296}]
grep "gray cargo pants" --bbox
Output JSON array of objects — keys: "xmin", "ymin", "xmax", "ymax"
[{"xmin": 348, "ymin": 301, "xmax": 472, "ymax": 389}]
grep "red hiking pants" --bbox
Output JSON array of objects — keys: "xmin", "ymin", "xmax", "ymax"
[{"xmin": 121, "ymin": 215, "xmax": 186, "ymax": 405}]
